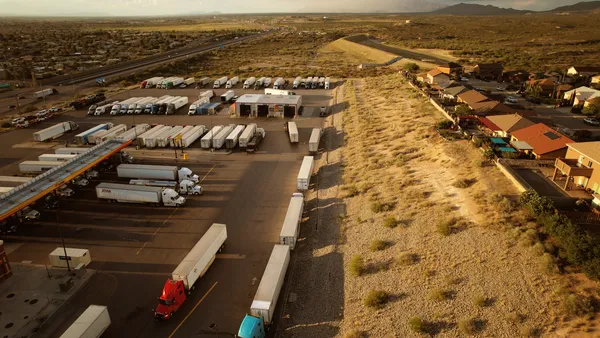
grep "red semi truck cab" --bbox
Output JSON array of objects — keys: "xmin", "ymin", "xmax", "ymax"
[{"xmin": 154, "ymin": 279, "xmax": 187, "ymax": 320}]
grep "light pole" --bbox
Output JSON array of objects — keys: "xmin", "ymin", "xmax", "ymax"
[{"xmin": 55, "ymin": 196, "xmax": 71, "ymax": 272}]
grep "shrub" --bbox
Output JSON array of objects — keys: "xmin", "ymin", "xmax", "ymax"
[
  {"xmin": 346, "ymin": 184, "xmax": 359, "ymax": 197},
  {"xmin": 539, "ymin": 253, "xmax": 556, "ymax": 274},
  {"xmin": 532, "ymin": 242, "xmax": 545, "ymax": 256},
  {"xmin": 453, "ymin": 178, "xmax": 475, "ymax": 189},
  {"xmin": 428, "ymin": 288, "xmax": 450, "ymax": 301},
  {"xmin": 350, "ymin": 255, "xmax": 365, "ymax": 276},
  {"xmin": 370, "ymin": 240, "xmax": 389, "ymax": 251},
  {"xmin": 384, "ymin": 216, "xmax": 398, "ymax": 228},
  {"xmin": 408, "ymin": 317, "xmax": 427, "ymax": 333},
  {"xmin": 371, "ymin": 201, "xmax": 384, "ymax": 213},
  {"xmin": 562, "ymin": 293, "xmax": 594, "ymax": 317},
  {"xmin": 474, "ymin": 295, "xmax": 487, "ymax": 307},
  {"xmin": 364, "ymin": 290, "xmax": 389, "ymax": 309},
  {"xmin": 519, "ymin": 327, "xmax": 537, "ymax": 337},
  {"xmin": 436, "ymin": 217, "xmax": 456, "ymax": 236},
  {"xmin": 436, "ymin": 120, "xmax": 453, "ymax": 130},
  {"xmin": 344, "ymin": 330, "xmax": 365, "ymax": 338},
  {"xmin": 519, "ymin": 191, "xmax": 554, "ymax": 217},
  {"xmin": 397, "ymin": 253, "xmax": 417, "ymax": 266},
  {"xmin": 498, "ymin": 197, "xmax": 515, "ymax": 213},
  {"xmin": 403, "ymin": 62, "xmax": 420, "ymax": 72},
  {"xmin": 506, "ymin": 312, "xmax": 525, "ymax": 324},
  {"xmin": 458, "ymin": 318, "xmax": 477, "ymax": 335}
]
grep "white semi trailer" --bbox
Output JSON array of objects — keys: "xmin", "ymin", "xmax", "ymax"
[
  {"xmin": 178, "ymin": 125, "xmax": 206, "ymax": 148},
  {"xmin": 74, "ymin": 123, "xmax": 113, "ymax": 145},
  {"xmin": 273, "ymin": 77, "xmax": 285, "ymax": 89},
  {"xmin": 38, "ymin": 154, "xmax": 77, "ymax": 162},
  {"xmin": 243, "ymin": 77, "xmax": 256, "ymax": 89},
  {"xmin": 59, "ymin": 305, "xmax": 110, "ymax": 338},
  {"xmin": 213, "ymin": 76, "xmax": 228, "ymax": 88},
  {"xmin": 297, "ymin": 156, "xmax": 314, "ymax": 191},
  {"xmin": 114, "ymin": 124, "xmax": 151, "ymax": 142},
  {"xmin": 212, "ymin": 124, "xmax": 235, "ymax": 149},
  {"xmin": 292, "ymin": 77, "xmax": 302, "ymax": 89},
  {"xmin": 280, "ymin": 193, "xmax": 304, "ymax": 249},
  {"xmin": 169, "ymin": 126, "xmax": 194, "ymax": 147},
  {"xmin": 97, "ymin": 124, "xmax": 127, "ymax": 143},
  {"xmin": 19, "ymin": 161, "xmax": 62, "ymax": 174},
  {"xmin": 144, "ymin": 126, "xmax": 171, "ymax": 148},
  {"xmin": 166, "ymin": 97, "xmax": 188, "ymax": 115},
  {"xmin": 287, "ymin": 122, "xmax": 298, "ymax": 144},
  {"xmin": 225, "ymin": 125, "xmax": 246, "ymax": 149},
  {"xmin": 55, "ymin": 148, "xmax": 91, "ymax": 155},
  {"xmin": 95, "ymin": 182, "xmax": 186, "ymax": 207},
  {"xmin": 33, "ymin": 122, "xmax": 78, "ymax": 142},
  {"xmin": 117, "ymin": 164, "xmax": 199, "ymax": 183},
  {"xmin": 136, "ymin": 125, "xmax": 164, "ymax": 147},
  {"xmin": 238, "ymin": 123, "xmax": 257, "ymax": 149},
  {"xmin": 254, "ymin": 77, "xmax": 265, "ymax": 89},
  {"xmin": 309, "ymin": 128, "xmax": 322, "ymax": 154},
  {"xmin": 225, "ymin": 76, "xmax": 239, "ymax": 89},
  {"xmin": 200, "ymin": 125, "xmax": 224, "ymax": 149},
  {"xmin": 158, "ymin": 126, "xmax": 184, "ymax": 147}
]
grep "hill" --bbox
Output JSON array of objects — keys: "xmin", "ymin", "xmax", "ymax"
[
  {"xmin": 550, "ymin": 1, "xmax": 600, "ymax": 12},
  {"xmin": 430, "ymin": 3, "xmax": 529, "ymax": 15}
]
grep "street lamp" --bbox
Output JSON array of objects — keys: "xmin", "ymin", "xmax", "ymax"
[{"xmin": 55, "ymin": 194, "xmax": 71, "ymax": 272}]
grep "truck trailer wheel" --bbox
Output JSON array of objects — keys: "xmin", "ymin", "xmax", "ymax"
[{"xmin": 219, "ymin": 244, "xmax": 225, "ymax": 253}]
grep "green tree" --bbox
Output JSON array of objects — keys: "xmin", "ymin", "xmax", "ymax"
[
  {"xmin": 454, "ymin": 104, "xmax": 472, "ymax": 116},
  {"xmin": 526, "ymin": 83, "xmax": 542, "ymax": 98},
  {"xmin": 582, "ymin": 102, "xmax": 599, "ymax": 116},
  {"xmin": 403, "ymin": 62, "xmax": 420, "ymax": 72}
]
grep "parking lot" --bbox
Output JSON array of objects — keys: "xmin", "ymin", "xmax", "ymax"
[{"xmin": 0, "ymin": 87, "xmax": 333, "ymax": 337}]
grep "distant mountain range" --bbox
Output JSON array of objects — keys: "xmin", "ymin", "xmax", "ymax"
[{"xmin": 429, "ymin": 1, "xmax": 600, "ymax": 16}]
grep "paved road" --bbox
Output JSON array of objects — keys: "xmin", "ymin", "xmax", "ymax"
[{"xmin": 1, "ymin": 96, "xmax": 327, "ymax": 337}]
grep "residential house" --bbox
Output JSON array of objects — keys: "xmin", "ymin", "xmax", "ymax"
[
  {"xmin": 438, "ymin": 62, "xmax": 463, "ymax": 76},
  {"xmin": 486, "ymin": 114, "xmax": 535, "ymax": 138},
  {"xmin": 553, "ymin": 142, "xmax": 600, "ymax": 205},
  {"xmin": 592, "ymin": 75, "xmax": 600, "ymax": 85},
  {"xmin": 567, "ymin": 66, "xmax": 600, "ymax": 78},
  {"xmin": 510, "ymin": 123, "xmax": 574, "ymax": 159},
  {"xmin": 528, "ymin": 78, "xmax": 555, "ymax": 97},
  {"xmin": 563, "ymin": 86, "xmax": 600, "ymax": 106},
  {"xmin": 457, "ymin": 90, "xmax": 516, "ymax": 116},
  {"xmin": 478, "ymin": 117, "xmax": 502, "ymax": 135},
  {"xmin": 555, "ymin": 84, "xmax": 574, "ymax": 99},
  {"xmin": 473, "ymin": 63, "xmax": 503, "ymax": 79},
  {"xmin": 440, "ymin": 85, "xmax": 469, "ymax": 102},
  {"xmin": 427, "ymin": 68, "xmax": 451, "ymax": 87},
  {"xmin": 416, "ymin": 72, "xmax": 428, "ymax": 83}
]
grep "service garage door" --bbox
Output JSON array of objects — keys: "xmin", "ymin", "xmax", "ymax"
[
  {"xmin": 258, "ymin": 105, "xmax": 269, "ymax": 117},
  {"xmin": 283, "ymin": 105, "xmax": 296, "ymax": 118},
  {"xmin": 239, "ymin": 104, "xmax": 251, "ymax": 117}
]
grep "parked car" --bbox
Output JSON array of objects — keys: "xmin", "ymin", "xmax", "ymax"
[
  {"xmin": 22, "ymin": 206, "xmax": 40, "ymax": 221},
  {"xmin": 506, "ymin": 96, "xmax": 518, "ymax": 103},
  {"xmin": 48, "ymin": 107, "xmax": 60, "ymax": 113},
  {"xmin": 583, "ymin": 117, "xmax": 600, "ymax": 126},
  {"xmin": 57, "ymin": 186, "xmax": 75, "ymax": 197},
  {"xmin": 11, "ymin": 117, "xmax": 25, "ymax": 125},
  {"xmin": 460, "ymin": 77, "xmax": 469, "ymax": 82},
  {"xmin": 496, "ymin": 87, "xmax": 506, "ymax": 91}
]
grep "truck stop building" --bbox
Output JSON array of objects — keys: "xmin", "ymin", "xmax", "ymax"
[{"xmin": 235, "ymin": 94, "xmax": 302, "ymax": 118}]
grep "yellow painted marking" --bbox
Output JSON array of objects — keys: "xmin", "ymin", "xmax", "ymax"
[
  {"xmin": 168, "ymin": 281, "xmax": 218, "ymax": 338},
  {"xmin": 199, "ymin": 164, "xmax": 217, "ymax": 183},
  {"xmin": 136, "ymin": 207, "xmax": 179, "ymax": 255}
]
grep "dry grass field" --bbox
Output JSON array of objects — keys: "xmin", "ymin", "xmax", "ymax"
[
  {"xmin": 105, "ymin": 22, "xmax": 266, "ymax": 32},
  {"xmin": 318, "ymin": 38, "xmax": 398, "ymax": 65}
]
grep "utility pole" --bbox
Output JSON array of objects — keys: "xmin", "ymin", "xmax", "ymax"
[{"xmin": 56, "ymin": 200, "xmax": 71, "ymax": 272}]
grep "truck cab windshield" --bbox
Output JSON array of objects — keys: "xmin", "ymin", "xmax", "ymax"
[{"xmin": 158, "ymin": 298, "xmax": 173, "ymax": 306}]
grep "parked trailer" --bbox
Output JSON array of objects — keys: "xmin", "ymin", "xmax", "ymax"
[
  {"xmin": 111, "ymin": 97, "xmax": 136, "ymax": 115},
  {"xmin": 238, "ymin": 244, "xmax": 291, "ymax": 337},
  {"xmin": 318, "ymin": 77, "xmax": 326, "ymax": 88},
  {"xmin": 33, "ymin": 88, "xmax": 58, "ymax": 99},
  {"xmin": 74, "ymin": 123, "xmax": 112, "ymax": 145},
  {"xmin": 152, "ymin": 96, "xmax": 175, "ymax": 114},
  {"xmin": 19, "ymin": 161, "xmax": 62, "ymax": 174},
  {"xmin": 265, "ymin": 89, "xmax": 294, "ymax": 96},
  {"xmin": 118, "ymin": 97, "xmax": 140, "ymax": 115},
  {"xmin": 297, "ymin": 156, "xmax": 314, "ymax": 191},
  {"xmin": 225, "ymin": 125, "xmax": 246, "ymax": 149},
  {"xmin": 203, "ymin": 102, "xmax": 222, "ymax": 115},
  {"xmin": 144, "ymin": 96, "xmax": 168, "ymax": 114},
  {"xmin": 166, "ymin": 77, "xmax": 184, "ymax": 89},
  {"xmin": 324, "ymin": 77, "xmax": 331, "ymax": 89},
  {"xmin": 247, "ymin": 128, "xmax": 266, "ymax": 153},
  {"xmin": 221, "ymin": 90, "xmax": 235, "ymax": 103},
  {"xmin": 49, "ymin": 247, "xmax": 91, "ymax": 268},
  {"xmin": 199, "ymin": 90, "xmax": 215, "ymax": 101},
  {"xmin": 159, "ymin": 96, "xmax": 182, "ymax": 114},
  {"xmin": 254, "ymin": 77, "xmax": 265, "ymax": 89},
  {"xmin": 200, "ymin": 125, "xmax": 224, "ymax": 149},
  {"xmin": 0, "ymin": 187, "xmax": 13, "ymax": 193},
  {"xmin": 239, "ymin": 124, "xmax": 257, "ymax": 149},
  {"xmin": 157, "ymin": 77, "xmax": 176, "ymax": 89},
  {"xmin": 273, "ymin": 77, "xmax": 285, "ymax": 89},
  {"xmin": 166, "ymin": 97, "xmax": 188, "ymax": 115},
  {"xmin": 292, "ymin": 77, "xmax": 302, "ymax": 89},
  {"xmin": 263, "ymin": 77, "xmax": 272, "ymax": 88},
  {"xmin": 212, "ymin": 124, "xmax": 235, "ymax": 149},
  {"xmin": 136, "ymin": 124, "xmax": 164, "ymax": 147},
  {"xmin": 304, "ymin": 77, "xmax": 313, "ymax": 89},
  {"xmin": 178, "ymin": 125, "xmax": 206, "ymax": 148},
  {"xmin": 59, "ymin": 305, "xmax": 110, "ymax": 338},
  {"xmin": 38, "ymin": 154, "xmax": 77, "ymax": 162},
  {"xmin": 309, "ymin": 128, "xmax": 322, "ymax": 154},
  {"xmin": 134, "ymin": 97, "xmax": 154, "ymax": 114},
  {"xmin": 55, "ymin": 148, "xmax": 90, "ymax": 155},
  {"xmin": 129, "ymin": 179, "xmax": 201, "ymax": 195},
  {"xmin": 243, "ymin": 77, "xmax": 256, "ymax": 89},
  {"xmin": 213, "ymin": 76, "xmax": 228, "ymax": 88},
  {"xmin": 180, "ymin": 77, "xmax": 195, "ymax": 88},
  {"xmin": 144, "ymin": 126, "xmax": 171, "ymax": 148},
  {"xmin": 114, "ymin": 124, "xmax": 151, "ymax": 142},
  {"xmin": 158, "ymin": 126, "xmax": 184, "ymax": 147},
  {"xmin": 143, "ymin": 77, "xmax": 164, "ymax": 89},
  {"xmin": 95, "ymin": 102, "xmax": 116, "ymax": 116},
  {"xmin": 280, "ymin": 193, "xmax": 304, "ymax": 249},
  {"xmin": 117, "ymin": 164, "xmax": 199, "ymax": 183},
  {"xmin": 225, "ymin": 76, "xmax": 239, "ymax": 89},
  {"xmin": 33, "ymin": 121, "xmax": 78, "ymax": 142},
  {"xmin": 97, "ymin": 124, "xmax": 127, "ymax": 143},
  {"xmin": 188, "ymin": 97, "xmax": 209, "ymax": 115},
  {"xmin": 169, "ymin": 126, "xmax": 194, "ymax": 147},
  {"xmin": 287, "ymin": 122, "xmax": 298, "ymax": 144},
  {"xmin": 154, "ymin": 223, "xmax": 227, "ymax": 320},
  {"xmin": 197, "ymin": 77, "xmax": 211, "ymax": 87},
  {"xmin": 95, "ymin": 182, "xmax": 185, "ymax": 207},
  {"xmin": 0, "ymin": 176, "xmax": 32, "ymax": 186}
]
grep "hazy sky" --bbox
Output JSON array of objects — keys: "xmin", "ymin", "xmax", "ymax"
[{"xmin": 0, "ymin": 0, "xmax": 591, "ymax": 16}]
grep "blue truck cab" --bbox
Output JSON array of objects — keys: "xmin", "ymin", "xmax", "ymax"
[{"xmin": 237, "ymin": 314, "xmax": 265, "ymax": 338}]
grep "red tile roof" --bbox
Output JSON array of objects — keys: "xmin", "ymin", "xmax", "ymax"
[
  {"xmin": 427, "ymin": 68, "xmax": 443, "ymax": 77},
  {"xmin": 479, "ymin": 117, "xmax": 501, "ymax": 131},
  {"xmin": 511, "ymin": 123, "xmax": 574, "ymax": 155}
]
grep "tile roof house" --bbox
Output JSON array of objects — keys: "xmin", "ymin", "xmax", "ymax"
[
  {"xmin": 486, "ymin": 114, "xmax": 535, "ymax": 138},
  {"xmin": 440, "ymin": 85, "xmax": 469, "ymax": 101},
  {"xmin": 567, "ymin": 66, "xmax": 600, "ymax": 77},
  {"xmin": 528, "ymin": 78, "xmax": 556, "ymax": 97},
  {"xmin": 427, "ymin": 68, "xmax": 450, "ymax": 86},
  {"xmin": 457, "ymin": 90, "xmax": 520, "ymax": 116},
  {"xmin": 592, "ymin": 75, "xmax": 600, "ymax": 85},
  {"xmin": 510, "ymin": 123, "xmax": 574, "ymax": 159},
  {"xmin": 478, "ymin": 117, "xmax": 501, "ymax": 133},
  {"xmin": 474, "ymin": 63, "xmax": 503, "ymax": 79},
  {"xmin": 553, "ymin": 142, "xmax": 600, "ymax": 202},
  {"xmin": 563, "ymin": 86, "xmax": 600, "ymax": 106},
  {"xmin": 416, "ymin": 72, "xmax": 428, "ymax": 83},
  {"xmin": 438, "ymin": 62, "xmax": 463, "ymax": 75}
]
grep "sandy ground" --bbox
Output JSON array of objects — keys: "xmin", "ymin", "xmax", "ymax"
[{"xmin": 320, "ymin": 38, "xmax": 398, "ymax": 65}]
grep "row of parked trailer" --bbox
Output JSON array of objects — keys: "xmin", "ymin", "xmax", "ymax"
[
  {"xmin": 88, "ymin": 95, "xmax": 189, "ymax": 116},
  {"xmin": 140, "ymin": 76, "xmax": 205, "ymax": 89}
]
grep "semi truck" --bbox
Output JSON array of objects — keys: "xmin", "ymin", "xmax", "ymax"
[
  {"xmin": 142, "ymin": 77, "xmax": 164, "ymax": 89},
  {"xmin": 239, "ymin": 123, "xmax": 257, "ymax": 149},
  {"xmin": 280, "ymin": 193, "xmax": 304, "ymax": 249},
  {"xmin": 59, "ymin": 305, "xmax": 110, "ymax": 338},
  {"xmin": 225, "ymin": 125, "xmax": 246, "ymax": 149},
  {"xmin": 114, "ymin": 124, "xmax": 151, "ymax": 142},
  {"xmin": 200, "ymin": 125, "xmax": 224, "ymax": 149},
  {"xmin": 196, "ymin": 77, "xmax": 211, "ymax": 87},
  {"xmin": 117, "ymin": 164, "xmax": 199, "ymax": 183},
  {"xmin": 166, "ymin": 77, "xmax": 184, "ymax": 89},
  {"xmin": 254, "ymin": 77, "xmax": 265, "ymax": 89},
  {"xmin": 297, "ymin": 156, "xmax": 314, "ymax": 191},
  {"xmin": 237, "ymin": 244, "xmax": 290, "ymax": 338},
  {"xmin": 152, "ymin": 96, "xmax": 175, "ymax": 114},
  {"xmin": 95, "ymin": 182, "xmax": 185, "ymax": 207},
  {"xmin": 97, "ymin": 124, "xmax": 127, "ymax": 143},
  {"xmin": 166, "ymin": 97, "xmax": 188, "ymax": 115},
  {"xmin": 309, "ymin": 128, "xmax": 322, "ymax": 154},
  {"xmin": 247, "ymin": 128, "xmax": 265, "ymax": 153},
  {"xmin": 177, "ymin": 125, "xmax": 206, "ymax": 148},
  {"xmin": 19, "ymin": 161, "xmax": 62, "ymax": 174},
  {"xmin": 188, "ymin": 97, "xmax": 210, "ymax": 115},
  {"xmin": 154, "ymin": 223, "xmax": 227, "ymax": 320},
  {"xmin": 243, "ymin": 77, "xmax": 256, "ymax": 89},
  {"xmin": 225, "ymin": 76, "xmax": 239, "ymax": 89},
  {"xmin": 33, "ymin": 121, "xmax": 79, "ymax": 142},
  {"xmin": 74, "ymin": 123, "xmax": 113, "ymax": 145},
  {"xmin": 304, "ymin": 77, "xmax": 313, "ymax": 89},
  {"xmin": 94, "ymin": 102, "xmax": 116, "ymax": 116},
  {"xmin": 311, "ymin": 77, "xmax": 319, "ymax": 89},
  {"xmin": 324, "ymin": 77, "xmax": 331, "ymax": 89},
  {"xmin": 38, "ymin": 154, "xmax": 77, "ymax": 162},
  {"xmin": 273, "ymin": 77, "xmax": 285, "ymax": 89},
  {"xmin": 213, "ymin": 76, "xmax": 228, "ymax": 88},
  {"xmin": 134, "ymin": 97, "xmax": 153, "ymax": 114},
  {"xmin": 318, "ymin": 77, "xmax": 326, "ymax": 88},
  {"xmin": 221, "ymin": 90, "xmax": 235, "ymax": 103},
  {"xmin": 159, "ymin": 96, "xmax": 182, "ymax": 114},
  {"xmin": 33, "ymin": 88, "xmax": 58, "ymax": 99},
  {"xmin": 203, "ymin": 102, "xmax": 222, "ymax": 115},
  {"xmin": 180, "ymin": 77, "xmax": 195, "ymax": 88},
  {"xmin": 263, "ymin": 77, "xmax": 272, "ymax": 88},
  {"xmin": 212, "ymin": 124, "xmax": 235, "ymax": 149},
  {"xmin": 144, "ymin": 96, "xmax": 168, "ymax": 114},
  {"xmin": 157, "ymin": 77, "xmax": 175, "ymax": 89},
  {"xmin": 129, "ymin": 179, "xmax": 202, "ymax": 195},
  {"xmin": 111, "ymin": 98, "xmax": 137, "ymax": 115},
  {"xmin": 286, "ymin": 122, "xmax": 299, "ymax": 144},
  {"xmin": 292, "ymin": 77, "xmax": 302, "ymax": 89}
]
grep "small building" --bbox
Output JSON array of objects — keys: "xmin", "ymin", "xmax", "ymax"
[
  {"xmin": 427, "ymin": 68, "xmax": 450, "ymax": 87},
  {"xmin": 510, "ymin": 123, "xmax": 574, "ymax": 159},
  {"xmin": 486, "ymin": 114, "xmax": 535, "ymax": 138},
  {"xmin": 563, "ymin": 86, "xmax": 600, "ymax": 106},
  {"xmin": 440, "ymin": 85, "xmax": 469, "ymax": 102},
  {"xmin": 553, "ymin": 141, "xmax": 600, "ymax": 200},
  {"xmin": 235, "ymin": 94, "xmax": 302, "ymax": 118},
  {"xmin": 438, "ymin": 62, "xmax": 463, "ymax": 76},
  {"xmin": 416, "ymin": 72, "xmax": 428, "ymax": 83},
  {"xmin": 592, "ymin": 75, "xmax": 600, "ymax": 85},
  {"xmin": 474, "ymin": 63, "xmax": 503, "ymax": 79},
  {"xmin": 528, "ymin": 78, "xmax": 555, "ymax": 97},
  {"xmin": 566, "ymin": 66, "xmax": 600, "ymax": 77}
]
